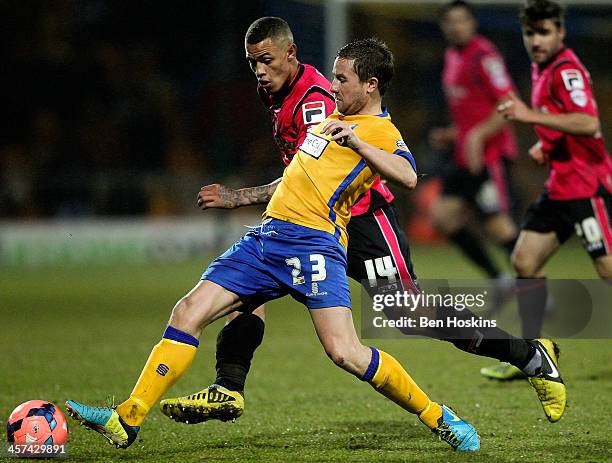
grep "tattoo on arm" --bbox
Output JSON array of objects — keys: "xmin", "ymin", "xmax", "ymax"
[
  {"xmin": 233, "ymin": 178, "xmax": 282, "ymax": 207},
  {"xmin": 217, "ymin": 187, "xmax": 241, "ymax": 209}
]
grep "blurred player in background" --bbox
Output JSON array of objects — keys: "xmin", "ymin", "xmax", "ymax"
[
  {"xmin": 429, "ymin": 1, "xmax": 520, "ymax": 334},
  {"xmin": 66, "ymin": 37, "xmax": 483, "ymax": 452},
  {"xmin": 160, "ymin": 17, "xmax": 420, "ymax": 423},
  {"xmin": 492, "ymin": 0, "xmax": 612, "ymax": 374}
]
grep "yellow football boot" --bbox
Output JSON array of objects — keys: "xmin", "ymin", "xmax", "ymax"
[
  {"xmin": 160, "ymin": 384, "xmax": 244, "ymax": 424},
  {"xmin": 527, "ymin": 339, "xmax": 566, "ymax": 423}
]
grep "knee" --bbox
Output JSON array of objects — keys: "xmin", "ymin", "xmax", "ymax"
[
  {"xmin": 324, "ymin": 342, "xmax": 369, "ymax": 376},
  {"xmin": 511, "ymin": 248, "xmax": 538, "ymax": 277},
  {"xmin": 325, "ymin": 345, "xmax": 349, "ymax": 369},
  {"xmin": 169, "ymin": 294, "xmax": 210, "ymax": 335},
  {"xmin": 325, "ymin": 341, "xmax": 362, "ymax": 374}
]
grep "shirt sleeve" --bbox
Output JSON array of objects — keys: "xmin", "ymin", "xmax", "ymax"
[
  {"xmin": 477, "ymin": 51, "xmax": 515, "ymax": 101},
  {"xmin": 550, "ymin": 63, "xmax": 598, "ymax": 116},
  {"xmin": 366, "ymin": 128, "xmax": 417, "ymax": 174},
  {"xmin": 293, "ymin": 90, "xmax": 336, "ymax": 149}
]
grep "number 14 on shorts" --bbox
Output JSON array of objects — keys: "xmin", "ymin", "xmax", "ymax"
[
  {"xmin": 285, "ymin": 254, "xmax": 327, "ymax": 285},
  {"xmin": 365, "ymin": 256, "xmax": 398, "ymax": 286}
]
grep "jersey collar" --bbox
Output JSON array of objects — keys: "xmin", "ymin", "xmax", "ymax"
[{"xmin": 377, "ymin": 107, "xmax": 389, "ymax": 117}]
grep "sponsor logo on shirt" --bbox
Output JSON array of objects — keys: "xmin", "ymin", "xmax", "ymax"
[
  {"xmin": 300, "ymin": 131, "xmax": 330, "ymax": 159},
  {"xmin": 302, "ymin": 101, "xmax": 326, "ymax": 125},
  {"xmin": 561, "ymin": 69, "xmax": 585, "ymax": 90}
]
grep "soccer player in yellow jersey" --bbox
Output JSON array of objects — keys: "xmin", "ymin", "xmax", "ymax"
[{"xmin": 65, "ymin": 38, "xmax": 480, "ymax": 451}]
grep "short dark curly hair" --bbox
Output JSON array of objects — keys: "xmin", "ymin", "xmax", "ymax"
[
  {"xmin": 336, "ymin": 38, "xmax": 394, "ymax": 96},
  {"xmin": 520, "ymin": 0, "xmax": 565, "ymax": 29}
]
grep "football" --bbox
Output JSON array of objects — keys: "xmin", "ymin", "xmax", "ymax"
[{"xmin": 7, "ymin": 400, "xmax": 68, "ymax": 445}]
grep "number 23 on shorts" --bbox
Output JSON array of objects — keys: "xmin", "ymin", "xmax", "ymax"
[{"xmin": 285, "ymin": 254, "xmax": 327, "ymax": 285}]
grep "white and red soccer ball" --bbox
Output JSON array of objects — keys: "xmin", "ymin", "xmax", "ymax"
[{"xmin": 7, "ymin": 400, "xmax": 68, "ymax": 445}]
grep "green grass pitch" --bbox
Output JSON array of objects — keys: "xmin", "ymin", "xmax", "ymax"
[{"xmin": 1, "ymin": 241, "xmax": 610, "ymax": 462}]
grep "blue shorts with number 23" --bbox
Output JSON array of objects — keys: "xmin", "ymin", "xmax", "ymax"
[{"xmin": 202, "ymin": 219, "xmax": 351, "ymax": 309}]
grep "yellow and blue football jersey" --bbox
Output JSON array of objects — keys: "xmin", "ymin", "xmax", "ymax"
[{"xmin": 264, "ymin": 109, "xmax": 414, "ymax": 248}]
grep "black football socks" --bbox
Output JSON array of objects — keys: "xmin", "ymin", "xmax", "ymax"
[{"xmin": 215, "ymin": 313, "xmax": 265, "ymax": 392}]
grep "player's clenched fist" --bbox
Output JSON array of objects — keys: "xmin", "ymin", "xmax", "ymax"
[
  {"xmin": 528, "ymin": 141, "xmax": 548, "ymax": 165},
  {"xmin": 321, "ymin": 120, "xmax": 362, "ymax": 150},
  {"xmin": 197, "ymin": 184, "xmax": 238, "ymax": 210}
]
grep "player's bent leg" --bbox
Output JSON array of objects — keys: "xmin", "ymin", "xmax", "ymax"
[
  {"xmin": 309, "ymin": 306, "xmax": 371, "ymax": 375},
  {"xmin": 158, "ymin": 217, "xmax": 286, "ymax": 426},
  {"xmin": 511, "ymin": 230, "xmax": 559, "ymax": 278},
  {"xmin": 310, "ymin": 307, "xmax": 479, "ymax": 451},
  {"xmin": 159, "ymin": 305, "xmax": 266, "ymax": 425},
  {"xmin": 67, "ymin": 280, "xmax": 241, "ymax": 448},
  {"xmin": 168, "ymin": 280, "xmax": 243, "ymax": 338}
]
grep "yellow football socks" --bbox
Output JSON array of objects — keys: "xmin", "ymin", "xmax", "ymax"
[
  {"xmin": 364, "ymin": 348, "xmax": 442, "ymax": 429},
  {"xmin": 117, "ymin": 329, "xmax": 198, "ymax": 427}
]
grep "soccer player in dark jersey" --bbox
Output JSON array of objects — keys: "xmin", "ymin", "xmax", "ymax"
[
  {"xmin": 157, "ymin": 17, "xmax": 421, "ymax": 422},
  {"xmin": 494, "ymin": 0, "xmax": 612, "ymax": 371},
  {"xmin": 429, "ymin": 1, "xmax": 520, "ymax": 327}
]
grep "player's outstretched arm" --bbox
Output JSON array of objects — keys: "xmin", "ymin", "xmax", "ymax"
[
  {"xmin": 498, "ymin": 93, "xmax": 600, "ymax": 136},
  {"xmin": 321, "ymin": 120, "xmax": 417, "ymax": 190},
  {"xmin": 197, "ymin": 178, "xmax": 282, "ymax": 210}
]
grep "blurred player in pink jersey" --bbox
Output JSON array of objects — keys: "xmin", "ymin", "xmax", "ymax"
[
  {"xmin": 493, "ymin": 0, "xmax": 612, "ymax": 375},
  {"xmin": 429, "ymin": 1, "xmax": 519, "ymax": 298}
]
